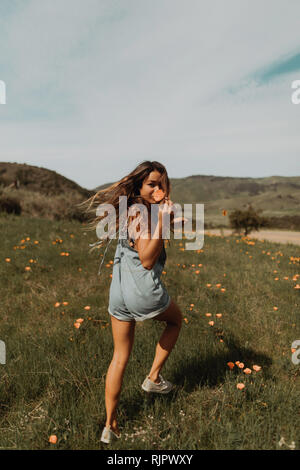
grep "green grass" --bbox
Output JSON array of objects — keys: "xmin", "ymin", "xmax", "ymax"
[{"xmin": 0, "ymin": 215, "xmax": 299, "ymax": 450}]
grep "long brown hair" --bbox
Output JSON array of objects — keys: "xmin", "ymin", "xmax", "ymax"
[{"xmin": 77, "ymin": 160, "xmax": 172, "ymax": 253}]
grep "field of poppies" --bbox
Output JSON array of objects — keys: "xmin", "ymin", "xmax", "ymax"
[{"xmin": 0, "ymin": 214, "xmax": 299, "ymax": 450}]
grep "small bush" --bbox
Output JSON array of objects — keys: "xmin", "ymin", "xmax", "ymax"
[
  {"xmin": 229, "ymin": 205, "xmax": 268, "ymax": 236},
  {"xmin": 0, "ymin": 195, "xmax": 22, "ymax": 215}
]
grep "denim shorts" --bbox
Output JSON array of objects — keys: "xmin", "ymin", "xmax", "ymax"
[{"xmin": 108, "ymin": 239, "xmax": 171, "ymax": 322}]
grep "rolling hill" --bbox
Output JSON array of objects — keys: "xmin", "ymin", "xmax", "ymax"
[{"xmin": 1, "ymin": 162, "xmax": 299, "ymax": 228}]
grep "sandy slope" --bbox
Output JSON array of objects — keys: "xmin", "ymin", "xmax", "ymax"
[{"xmin": 204, "ymin": 229, "xmax": 300, "ymax": 246}]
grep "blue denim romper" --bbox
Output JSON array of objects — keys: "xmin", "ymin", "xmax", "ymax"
[{"xmin": 108, "ymin": 238, "xmax": 171, "ymax": 322}]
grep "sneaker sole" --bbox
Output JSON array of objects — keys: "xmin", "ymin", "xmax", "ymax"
[{"xmin": 141, "ymin": 384, "xmax": 174, "ymax": 394}]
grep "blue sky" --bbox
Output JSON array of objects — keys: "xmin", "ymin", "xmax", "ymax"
[{"xmin": 0, "ymin": 0, "xmax": 300, "ymax": 189}]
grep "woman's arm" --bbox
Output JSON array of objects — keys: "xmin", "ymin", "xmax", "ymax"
[{"xmin": 135, "ymin": 200, "xmax": 173, "ymax": 270}]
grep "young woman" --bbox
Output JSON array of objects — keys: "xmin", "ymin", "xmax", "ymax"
[{"xmin": 80, "ymin": 161, "xmax": 183, "ymax": 444}]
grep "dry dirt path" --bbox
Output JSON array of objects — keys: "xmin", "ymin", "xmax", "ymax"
[{"xmin": 204, "ymin": 229, "xmax": 300, "ymax": 246}]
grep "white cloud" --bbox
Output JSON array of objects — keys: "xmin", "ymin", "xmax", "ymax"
[{"xmin": 0, "ymin": 0, "xmax": 300, "ymax": 188}]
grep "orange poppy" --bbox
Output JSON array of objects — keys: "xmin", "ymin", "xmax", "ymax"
[
  {"xmin": 227, "ymin": 362, "xmax": 234, "ymax": 369},
  {"xmin": 49, "ymin": 435, "xmax": 57, "ymax": 444},
  {"xmin": 236, "ymin": 383, "xmax": 245, "ymax": 390},
  {"xmin": 252, "ymin": 365, "xmax": 261, "ymax": 372},
  {"xmin": 243, "ymin": 368, "xmax": 252, "ymax": 374},
  {"xmin": 153, "ymin": 189, "xmax": 165, "ymax": 202}
]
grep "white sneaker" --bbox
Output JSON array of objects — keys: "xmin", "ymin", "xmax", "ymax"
[
  {"xmin": 100, "ymin": 425, "xmax": 121, "ymax": 444},
  {"xmin": 141, "ymin": 374, "xmax": 174, "ymax": 394}
]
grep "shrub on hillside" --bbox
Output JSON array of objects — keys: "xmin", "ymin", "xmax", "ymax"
[
  {"xmin": 0, "ymin": 194, "xmax": 22, "ymax": 215},
  {"xmin": 229, "ymin": 205, "xmax": 268, "ymax": 236}
]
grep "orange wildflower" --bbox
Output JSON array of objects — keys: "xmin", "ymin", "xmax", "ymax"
[
  {"xmin": 236, "ymin": 383, "xmax": 245, "ymax": 390},
  {"xmin": 153, "ymin": 189, "xmax": 165, "ymax": 202},
  {"xmin": 208, "ymin": 321, "xmax": 214, "ymax": 326},
  {"xmin": 243, "ymin": 368, "xmax": 252, "ymax": 374},
  {"xmin": 252, "ymin": 365, "xmax": 261, "ymax": 372},
  {"xmin": 84, "ymin": 306, "xmax": 91, "ymax": 310},
  {"xmin": 54, "ymin": 302, "xmax": 60, "ymax": 307},
  {"xmin": 227, "ymin": 362, "xmax": 234, "ymax": 369},
  {"xmin": 238, "ymin": 362, "xmax": 245, "ymax": 369},
  {"xmin": 273, "ymin": 307, "xmax": 278, "ymax": 311},
  {"xmin": 216, "ymin": 313, "xmax": 222, "ymax": 318},
  {"xmin": 74, "ymin": 322, "xmax": 81, "ymax": 329},
  {"xmin": 5, "ymin": 258, "xmax": 11, "ymax": 262},
  {"xmin": 49, "ymin": 435, "xmax": 57, "ymax": 444}
]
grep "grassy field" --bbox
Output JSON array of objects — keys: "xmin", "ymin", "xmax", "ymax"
[{"xmin": 0, "ymin": 214, "xmax": 299, "ymax": 450}]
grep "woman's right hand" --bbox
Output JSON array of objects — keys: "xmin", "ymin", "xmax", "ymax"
[
  {"xmin": 158, "ymin": 197, "xmax": 188, "ymax": 225},
  {"xmin": 158, "ymin": 197, "xmax": 174, "ymax": 221}
]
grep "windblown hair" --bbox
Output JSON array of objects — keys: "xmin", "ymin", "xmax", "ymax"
[{"xmin": 77, "ymin": 160, "xmax": 173, "ymax": 253}]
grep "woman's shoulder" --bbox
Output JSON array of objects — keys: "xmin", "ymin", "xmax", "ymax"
[{"xmin": 127, "ymin": 211, "xmax": 151, "ymax": 241}]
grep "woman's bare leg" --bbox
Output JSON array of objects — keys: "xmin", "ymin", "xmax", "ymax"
[
  {"xmin": 147, "ymin": 299, "xmax": 182, "ymax": 383},
  {"xmin": 105, "ymin": 316, "xmax": 136, "ymax": 433}
]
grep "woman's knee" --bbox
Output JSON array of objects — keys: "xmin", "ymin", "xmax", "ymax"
[
  {"xmin": 111, "ymin": 354, "xmax": 130, "ymax": 369},
  {"xmin": 154, "ymin": 300, "xmax": 183, "ymax": 328}
]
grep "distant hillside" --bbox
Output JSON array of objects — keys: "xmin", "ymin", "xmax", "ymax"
[
  {"xmin": 1, "ymin": 163, "xmax": 299, "ymax": 229},
  {"xmin": 95, "ymin": 175, "xmax": 300, "ymax": 229},
  {"xmin": 0, "ymin": 162, "xmax": 93, "ymax": 198},
  {"xmin": 0, "ymin": 162, "xmax": 94, "ymax": 222}
]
